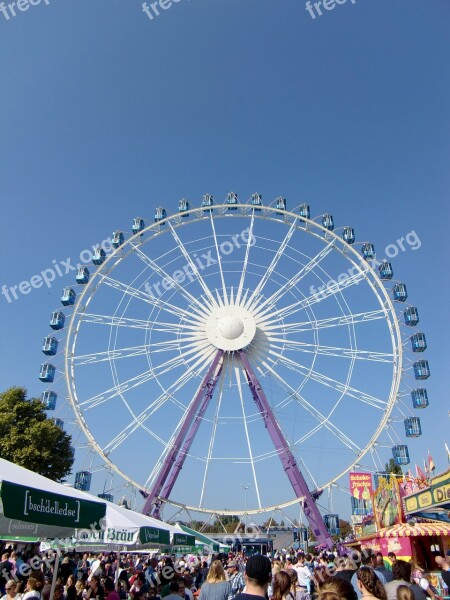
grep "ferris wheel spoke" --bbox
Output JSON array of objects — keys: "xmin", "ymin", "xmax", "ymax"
[
  {"xmin": 73, "ymin": 344, "xmax": 150, "ymax": 366},
  {"xmin": 256, "ymin": 267, "xmax": 368, "ymax": 323},
  {"xmin": 262, "ymin": 309, "xmax": 386, "ymax": 334},
  {"xmin": 209, "ymin": 213, "xmax": 228, "ymax": 305},
  {"xmin": 235, "ymin": 211, "xmax": 255, "ymax": 306},
  {"xmin": 199, "ymin": 361, "xmax": 226, "ymax": 508},
  {"xmin": 129, "ymin": 242, "xmax": 212, "ymax": 318},
  {"xmin": 268, "ymin": 347, "xmax": 387, "ymax": 410},
  {"xmin": 80, "ymin": 313, "xmax": 198, "ymax": 332},
  {"xmin": 167, "ymin": 221, "xmax": 218, "ymax": 308},
  {"xmin": 244, "ymin": 217, "xmax": 298, "ymax": 310},
  {"xmin": 234, "ymin": 363, "xmax": 262, "ymax": 509},
  {"xmin": 259, "ymin": 358, "xmax": 362, "ymax": 454},
  {"xmin": 100, "ymin": 274, "xmax": 203, "ymax": 324},
  {"xmin": 267, "ymin": 338, "xmax": 393, "ymax": 363},
  {"xmin": 253, "ymin": 241, "xmax": 335, "ymax": 316}
]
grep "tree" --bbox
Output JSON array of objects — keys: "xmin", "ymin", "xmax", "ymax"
[
  {"xmin": 384, "ymin": 458, "xmax": 403, "ymax": 476},
  {"xmin": 0, "ymin": 387, "xmax": 74, "ymax": 481}
]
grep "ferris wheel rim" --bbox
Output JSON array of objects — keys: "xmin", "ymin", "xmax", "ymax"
[{"xmin": 64, "ymin": 204, "xmax": 403, "ymax": 515}]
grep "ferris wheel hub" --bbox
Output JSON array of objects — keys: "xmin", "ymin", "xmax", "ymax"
[{"xmin": 206, "ymin": 304, "xmax": 256, "ymax": 351}]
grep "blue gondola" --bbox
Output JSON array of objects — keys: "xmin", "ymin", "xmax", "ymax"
[
  {"xmin": 392, "ymin": 444, "xmax": 410, "ymax": 465},
  {"xmin": 362, "ymin": 243, "xmax": 375, "ymax": 260},
  {"xmin": 92, "ymin": 248, "xmax": 106, "ymax": 265},
  {"xmin": 61, "ymin": 287, "xmax": 76, "ymax": 306},
  {"xmin": 404, "ymin": 306, "xmax": 419, "ymax": 326},
  {"xmin": 74, "ymin": 471, "xmax": 92, "ymax": 492},
  {"xmin": 404, "ymin": 416, "xmax": 422, "ymax": 438},
  {"xmin": 42, "ymin": 390, "xmax": 57, "ymax": 410},
  {"xmin": 98, "ymin": 493, "xmax": 114, "ymax": 502},
  {"xmin": 154, "ymin": 207, "xmax": 167, "ymax": 222},
  {"xmin": 225, "ymin": 192, "xmax": 238, "ymax": 210},
  {"xmin": 299, "ymin": 204, "xmax": 310, "ymax": 220},
  {"xmin": 53, "ymin": 418, "xmax": 64, "ymax": 430},
  {"xmin": 411, "ymin": 388, "xmax": 429, "ymax": 409},
  {"xmin": 322, "ymin": 214, "xmax": 334, "ymax": 231},
  {"xmin": 276, "ymin": 196, "xmax": 286, "ymax": 214},
  {"xmin": 178, "ymin": 198, "xmax": 190, "ymax": 216},
  {"xmin": 379, "ymin": 261, "xmax": 393, "ymax": 280},
  {"xmin": 76, "ymin": 266, "xmax": 89, "ymax": 284},
  {"xmin": 250, "ymin": 193, "xmax": 262, "ymax": 210},
  {"xmin": 343, "ymin": 227, "xmax": 355, "ymax": 244},
  {"xmin": 132, "ymin": 217, "xmax": 145, "ymax": 235},
  {"xmin": 202, "ymin": 194, "xmax": 214, "ymax": 212},
  {"xmin": 411, "ymin": 332, "xmax": 427, "ymax": 353},
  {"xmin": 112, "ymin": 230, "xmax": 124, "ymax": 248},
  {"xmin": 49, "ymin": 311, "xmax": 65, "ymax": 330},
  {"xmin": 324, "ymin": 514, "xmax": 340, "ymax": 536},
  {"xmin": 39, "ymin": 363, "xmax": 55, "ymax": 383},
  {"xmin": 351, "ymin": 497, "xmax": 370, "ymax": 516},
  {"xmin": 393, "ymin": 283, "xmax": 408, "ymax": 302},
  {"xmin": 414, "ymin": 360, "xmax": 430, "ymax": 380},
  {"xmin": 42, "ymin": 336, "xmax": 58, "ymax": 356}
]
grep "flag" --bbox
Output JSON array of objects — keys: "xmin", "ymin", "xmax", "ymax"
[
  {"xmin": 445, "ymin": 442, "xmax": 450, "ymax": 464},
  {"xmin": 428, "ymin": 450, "xmax": 435, "ymax": 472},
  {"xmin": 415, "ymin": 464, "xmax": 427, "ymax": 483}
]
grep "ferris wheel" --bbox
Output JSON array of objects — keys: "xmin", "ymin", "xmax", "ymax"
[{"xmin": 39, "ymin": 193, "xmax": 430, "ymax": 545}]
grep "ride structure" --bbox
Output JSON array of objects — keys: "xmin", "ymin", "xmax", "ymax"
[{"xmin": 38, "ymin": 193, "xmax": 430, "ymax": 548}]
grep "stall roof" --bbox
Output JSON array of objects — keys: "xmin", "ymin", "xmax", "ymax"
[{"xmin": 357, "ymin": 522, "xmax": 450, "ymax": 540}]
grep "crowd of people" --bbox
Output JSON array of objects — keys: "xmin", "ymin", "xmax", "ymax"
[{"xmin": 0, "ymin": 545, "xmax": 449, "ymax": 600}]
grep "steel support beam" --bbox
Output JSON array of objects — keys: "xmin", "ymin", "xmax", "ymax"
[
  {"xmin": 142, "ymin": 350, "xmax": 224, "ymax": 518},
  {"xmin": 239, "ymin": 350, "xmax": 334, "ymax": 549}
]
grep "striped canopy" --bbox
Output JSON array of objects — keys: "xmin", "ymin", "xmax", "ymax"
[{"xmin": 377, "ymin": 522, "xmax": 450, "ymax": 537}]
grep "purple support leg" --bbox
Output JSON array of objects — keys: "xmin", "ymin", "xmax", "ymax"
[
  {"xmin": 142, "ymin": 350, "xmax": 224, "ymax": 518},
  {"xmin": 239, "ymin": 350, "xmax": 334, "ymax": 549}
]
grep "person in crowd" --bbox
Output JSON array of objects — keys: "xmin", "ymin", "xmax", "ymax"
[
  {"xmin": 396, "ymin": 586, "xmax": 414, "ymax": 600},
  {"xmin": 75, "ymin": 581, "xmax": 85, "ymax": 600},
  {"xmin": 351, "ymin": 551, "xmax": 387, "ymax": 600},
  {"xmin": 0, "ymin": 554, "xmax": 15, "ymax": 596},
  {"xmin": 333, "ymin": 557, "xmax": 357, "ymax": 584},
  {"xmin": 356, "ymin": 567, "xmax": 387, "ymax": 600},
  {"xmin": 270, "ymin": 571, "xmax": 292, "ymax": 600},
  {"xmin": 197, "ymin": 561, "xmax": 231, "ymax": 600},
  {"xmin": 233, "ymin": 555, "xmax": 272, "ymax": 600},
  {"xmin": 371, "ymin": 555, "xmax": 392, "ymax": 584},
  {"xmin": 53, "ymin": 584, "xmax": 65, "ymax": 600},
  {"xmin": 294, "ymin": 556, "xmax": 311, "ymax": 594},
  {"xmin": 316, "ymin": 574, "xmax": 357, "ymax": 600},
  {"xmin": 226, "ymin": 563, "xmax": 245, "ymax": 600},
  {"xmin": 85, "ymin": 575, "xmax": 104, "ymax": 600},
  {"xmin": 288, "ymin": 569, "xmax": 306, "ymax": 600},
  {"xmin": 163, "ymin": 582, "xmax": 184, "ymax": 600},
  {"xmin": 104, "ymin": 578, "xmax": 120, "ymax": 600},
  {"xmin": 435, "ymin": 557, "xmax": 450, "ymax": 590},
  {"xmin": 178, "ymin": 578, "xmax": 193, "ymax": 600},
  {"xmin": 21, "ymin": 573, "xmax": 45, "ymax": 600},
  {"xmin": 387, "ymin": 557, "xmax": 396, "ymax": 572},
  {"xmin": 1, "ymin": 580, "xmax": 20, "ymax": 600},
  {"xmin": 385, "ymin": 561, "xmax": 426, "ymax": 600}
]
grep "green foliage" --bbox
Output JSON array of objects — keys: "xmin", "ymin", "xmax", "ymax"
[
  {"xmin": 0, "ymin": 387, "xmax": 73, "ymax": 481},
  {"xmin": 384, "ymin": 458, "xmax": 403, "ymax": 476}
]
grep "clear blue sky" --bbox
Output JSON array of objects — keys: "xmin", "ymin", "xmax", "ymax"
[{"xmin": 1, "ymin": 0, "xmax": 449, "ymax": 523}]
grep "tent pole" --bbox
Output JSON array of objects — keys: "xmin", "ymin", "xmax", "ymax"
[
  {"xmin": 49, "ymin": 547, "xmax": 61, "ymax": 600},
  {"xmin": 114, "ymin": 551, "xmax": 121, "ymax": 591}
]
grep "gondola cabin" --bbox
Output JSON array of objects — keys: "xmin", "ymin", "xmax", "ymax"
[
  {"xmin": 322, "ymin": 214, "xmax": 334, "ymax": 231},
  {"xmin": 39, "ymin": 363, "xmax": 55, "ymax": 383},
  {"xmin": 276, "ymin": 196, "xmax": 286, "ymax": 214},
  {"xmin": 53, "ymin": 418, "xmax": 64, "ymax": 430},
  {"xmin": 404, "ymin": 416, "xmax": 422, "ymax": 438},
  {"xmin": 75, "ymin": 471, "xmax": 92, "ymax": 492},
  {"xmin": 42, "ymin": 336, "xmax": 58, "ymax": 356},
  {"xmin": 154, "ymin": 207, "xmax": 167, "ymax": 222},
  {"xmin": 324, "ymin": 514, "xmax": 340, "ymax": 536},
  {"xmin": 61, "ymin": 287, "xmax": 76, "ymax": 306},
  {"xmin": 50, "ymin": 311, "xmax": 65, "ymax": 330},
  {"xmin": 202, "ymin": 194, "xmax": 214, "ymax": 212},
  {"xmin": 362, "ymin": 243, "xmax": 375, "ymax": 259},
  {"xmin": 98, "ymin": 493, "xmax": 114, "ymax": 502},
  {"xmin": 414, "ymin": 360, "xmax": 430, "ymax": 380},
  {"xmin": 250, "ymin": 193, "xmax": 262, "ymax": 211},
  {"xmin": 178, "ymin": 198, "xmax": 190, "ymax": 216},
  {"xmin": 411, "ymin": 332, "xmax": 427, "ymax": 353},
  {"xmin": 393, "ymin": 283, "xmax": 408, "ymax": 302},
  {"xmin": 76, "ymin": 267, "xmax": 89, "ymax": 284},
  {"xmin": 392, "ymin": 444, "xmax": 410, "ymax": 465},
  {"xmin": 226, "ymin": 192, "xmax": 238, "ymax": 210},
  {"xmin": 132, "ymin": 217, "xmax": 145, "ymax": 235},
  {"xmin": 112, "ymin": 230, "xmax": 124, "ymax": 248},
  {"xmin": 93, "ymin": 248, "xmax": 106, "ymax": 265},
  {"xmin": 379, "ymin": 261, "xmax": 393, "ymax": 280},
  {"xmin": 404, "ymin": 306, "xmax": 419, "ymax": 326},
  {"xmin": 299, "ymin": 204, "xmax": 310, "ymax": 220},
  {"xmin": 42, "ymin": 390, "xmax": 57, "ymax": 410},
  {"xmin": 343, "ymin": 227, "xmax": 355, "ymax": 244},
  {"xmin": 411, "ymin": 388, "xmax": 428, "ymax": 409}
]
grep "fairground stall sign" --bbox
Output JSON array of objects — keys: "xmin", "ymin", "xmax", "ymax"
[{"xmin": 404, "ymin": 468, "xmax": 450, "ymax": 523}]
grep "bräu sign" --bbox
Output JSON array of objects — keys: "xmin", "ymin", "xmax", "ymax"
[{"xmin": 1, "ymin": 480, "xmax": 106, "ymax": 528}]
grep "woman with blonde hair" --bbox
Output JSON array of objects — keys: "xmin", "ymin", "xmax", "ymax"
[
  {"xmin": 396, "ymin": 586, "xmax": 414, "ymax": 600},
  {"xmin": 22, "ymin": 573, "xmax": 45, "ymax": 600},
  {"xmin": 199, "ymin": 561, "xmax": 232, "ymax": 600}
]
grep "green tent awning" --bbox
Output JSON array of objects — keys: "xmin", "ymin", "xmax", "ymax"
[{"xmin": 179, "ymin": 524, "xmax": 220, "ymax": 551}]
